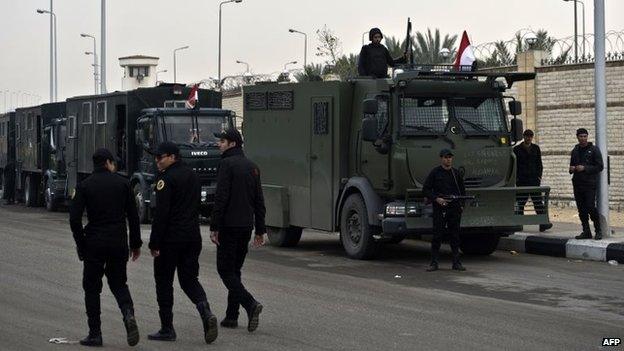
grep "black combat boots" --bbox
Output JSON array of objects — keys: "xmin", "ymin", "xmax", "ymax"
[
  {"xmin": 79, "ymin": 331, "xmax": 103, "ymax": 347},
  {"xmin": 220, "ymin": 318, "xmax": 238, "ymax": 328},
  {"xmin": 122, "ymin": 308, "xmax": 139, "ymax": 346},
  {"xmin": 575, "ymin": 222, "xmax": 593, "ymax": 239},
  {"xmin": 426, "ymin": 262, "xmax": 439, "ymax": 272},
  {"xmin": 594, "ymin": 221, "xmax": 603, "ymax": 240},
  {"xmin": 246, "ymin": 302, "xmax": 263, "ymax": 332},
  {"xmin": 197, "ymin": 301, "xmax": 218, "ymax": 344},
  {"xmin": 148, "ymin": 310, "xmax": 176, "ymax": 341}
]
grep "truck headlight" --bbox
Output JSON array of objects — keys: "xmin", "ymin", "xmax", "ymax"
[
  {"xmin": 385, "ymin": 203, "xmax": 406, "ymax": 217},
  {"xmin": 201, "ymin": 190, "xmax": 207, "ymax": 197}
]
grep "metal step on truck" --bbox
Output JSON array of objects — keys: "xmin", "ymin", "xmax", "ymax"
[{"xmin": 242, "ymin": 65, "xmax": 551, "ymax": 259}]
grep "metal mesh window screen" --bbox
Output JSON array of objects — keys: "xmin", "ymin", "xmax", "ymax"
[
  {"xmin": 245, "ymin": 92, "xmax": 267, "ymax": 110},
  {"xmin": 268, "ymin": 91, "xmax": 294, "ymax": 110},
  {"xmin": 452, "ymin": 98, "xmax": 506, "ymax": 133},
  {"xmin": 96, "ymin": 102, "xmax": 106, "ymax": 124},
  {"xmin": 313, "ymin": 102, "xmax": 329, "ymax": 135},
  {"xmin": 82, "ymin": 103, "xmax": 92, "ymax": 124},
  {"xmin": 375, "ymin": 97, "xmax": 388, "ymax": 135},
  {"xmin": 400, "ymin": 98, "xmax": 448, "ymax": 134}
]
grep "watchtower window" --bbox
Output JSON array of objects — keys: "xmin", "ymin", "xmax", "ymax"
[{"xmin": 129, "ymin": 66, "xmax": 149, "ymax": 77}]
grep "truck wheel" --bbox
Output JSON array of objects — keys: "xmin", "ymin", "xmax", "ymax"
[
  {"xmin": 44, "ymin": 180, "xmax": 57, "ymax": 212},
  {"xmin": 133, "ymin": 183, "xmax": 149, "ymax": 224},
  {"xmin": 340, "ymin": 193, "xmax": 379, "ymax": 260},
  {"xmin": 267, "ymin": 226, "xmax": 303, "ymax": 247},
  {"xmin": 25, "ymin": 175, "xmax": 38, "ymax": 207},
  {"xmin": 460, "ymin": 233, "xmax": 501, "ymax": 256}
]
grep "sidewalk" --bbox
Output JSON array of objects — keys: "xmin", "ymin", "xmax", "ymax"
[{"xmin": 498, "ymin": 222, "xmax": 624, "ymax": 263}]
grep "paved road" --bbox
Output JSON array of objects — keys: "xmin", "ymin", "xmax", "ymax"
[{"xmin": 1, "ymin": 204, "xmax": 623, "ymax": 351}]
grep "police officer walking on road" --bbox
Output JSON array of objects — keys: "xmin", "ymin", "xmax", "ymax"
[
  {"xmin": 147, "ymin": 141, "xmax": 218, "ymax": 344},
  {"xmin": 210, "ymin": 128, "xmax": 266, "ymax": 332},
  {"xmin": 513, "ymin": 129, "xmax": 552, "ymax": 232},
  {"xmin": 570, "ymin": 128, "xmax": 604, "ymax": 240},
  {"xmin": 69, "ymin": 149, "xmax": 141, "ymax": 347},
  {"xmin": 423, "ymin": 149, "xmax": 467, "ymax": 272}
]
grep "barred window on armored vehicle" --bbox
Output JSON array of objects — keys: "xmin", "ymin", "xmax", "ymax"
[
  {"xmin": 245, "ymin": 92, "xmax": 267, "ymax": 110},
  {"xmin": 27, "ymin": 113, "xmax": 34, "ymax": 130},
  {"xmin": 68, "ymin": 116, "xmax": 76, "ymax": 138},
  {"xmin": 96, "ymin": 102, "xmax": 107, "ymax": 124},
  {"xmin": 268, "ymin": 91, "xmax": 294, "ymax": 110},
  {"xmin": 451, "ymin": 98, "xmax": 506, "ymax": 134},
  {"xmin": 313, "ymin": 102, "xmax": 329, "ymax": 135},
  {"xmin": 400, "ymin": 98, "xmax": 448, "ymax": 135},
  {"xmin": 82, "ymin": 102, "xmax": 92, "ymax": 124},
  {"xmin": 374, "ymin": 96, "xmax": 389, "ymax": 135}
]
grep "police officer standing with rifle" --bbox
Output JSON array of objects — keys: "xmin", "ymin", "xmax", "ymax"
[
  {"xmin": 69, "ymin": 149, "xmax": 141, "ymax": 347},
  {"xmin": 147, "ymin": 141, "xmax": 218, "ymax": 344},
  {"xmin": 423, "ymin": 149, "xmax": 468, "ymax": 272}
]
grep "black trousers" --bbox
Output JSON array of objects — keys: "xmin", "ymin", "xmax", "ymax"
[
  {"xmin": 154, "ymin": 241, "xmax": 207, "ymax": 327},
  {"xmin": 516, "ymin": 181, "xmax": 545, "ymax": 215},
  {"xmin": 82, "ymin": 244, "xmax": 133, "ymax": 333},
  {"xmin": 431, "ymin": 206, "xmax": 462, "ymax": 264},
  {"xmin": 573, "ymin": 186, "xmax": 599, "ymax": 229},
  {"xmin": 217, "ymin": 229, "xmax": 256, "ymax": 319}
]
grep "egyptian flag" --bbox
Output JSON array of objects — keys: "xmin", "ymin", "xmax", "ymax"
[
  {"xmin": 185, "ymin": 84, "xmax": 199, "ymax": 109},
  {"xmin": 453, "ymin": 31, "xmax": 475, "ymax": 71}
]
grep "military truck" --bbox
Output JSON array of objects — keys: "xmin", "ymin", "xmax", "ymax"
[
  {"xmin": 65, "ymin": 85, "xmax": 233, "ymax": 222},
  {"xmin": 0, "ymin": 112, "xmax": 16, "ymax": 197},
  {"xmin": 14, "ymin": 103, "xmax": 66, "ymax": 207},
  {"xmin": 243, "ymin": 66, "xmax": 551, "ymax": 259}
]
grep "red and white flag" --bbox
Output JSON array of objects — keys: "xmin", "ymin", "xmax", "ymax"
[
  {"xmin": 454, "ymin": 31, "xmax": 475, "ymax": 70},
  {"xmin": 185, "ymin": 84, "xmax": 199, "ymax": 109}
]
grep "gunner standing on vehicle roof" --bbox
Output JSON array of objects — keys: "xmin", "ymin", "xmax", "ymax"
[
  {"xmin": 423, "ymin": 149, "xmax": 467, "ymax": 272},
  {"xmin": 358, "ymin": 27, "xmax": 406, "ymax": 79}
]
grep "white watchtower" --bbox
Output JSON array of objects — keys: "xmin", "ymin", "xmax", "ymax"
[{"xmin": 119, "ymin": 55, "xmax": 159, "ymax": 91}]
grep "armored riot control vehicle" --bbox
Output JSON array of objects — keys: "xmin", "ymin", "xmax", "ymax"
[
  {"xmin": 13, "ymin": 102, "xmax": 66, "ymax": 208},
  {"xmin": 0, "ymin": 112, "xmax": 16, "ymax": 198},
  {"xmin": 243, "ymin": 66, "xmax": 551, "ymax": 259},
  {"xmin": 65, "ymin": 85, "xmax": 234, "ymax": 222}
]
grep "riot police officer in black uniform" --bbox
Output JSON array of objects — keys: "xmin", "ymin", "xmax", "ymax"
[
  {"xmin": 358, "ymin": 27, "xmax": 407, "ymax": 78},
  {"xmin": 210, "ymin": 128, "xmax": 266, "ymax": 332},
  {"xmin": 2, "ymin": 160, "xmax": 15, "ymax": 205},
  {"xmin": 423, "ymin": 149, "xmax": 466, "ymax": 272},
  {"xmin": 148, "ymin": 141, "xmax": 218, "ymax": 344},
  {"xmin": 69, "ymin": 148, "xmax": 141, "ymax": 347},
  {"xmin": 569, "ymin": 128, "xmax": 604, "ymax": 240}
]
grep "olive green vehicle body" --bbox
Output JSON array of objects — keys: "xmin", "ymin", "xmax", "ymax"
[{"xmin": 243, "ymin": 71, "xmax": 550, "ymax": 256}]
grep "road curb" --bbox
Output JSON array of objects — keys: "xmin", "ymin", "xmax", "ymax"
[{"xmin": 498, "ymin": 234, "xmax": 624, "ymax": 263}]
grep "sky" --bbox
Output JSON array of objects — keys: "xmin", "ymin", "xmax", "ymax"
[{"xmin": 1, "ymin": 0, "xmax": 623, "ymax": 108}]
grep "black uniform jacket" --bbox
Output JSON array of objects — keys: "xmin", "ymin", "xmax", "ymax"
[
  {"xmin": 357, "ymin": 43, "xmax": 406, "ymax": 78},
  {"xmin": 513, "ymin": 143, "xmax": 543, "ymax": 186},
  {"xmin": 422, "ymin": 166, "xmax": 466, "ymax": 209},
  {"xmin": 569, "ymin": 142, "xmax": 604, "ymax": 189},
  {"xmin": 69, "ymin": 167, "xmax": 142, "ymax": 250},
  {"xmin": 149, "ymin": 161, "xmax": 201, "ymax": 250},
  {"xmin": 210, "ymin": 147, "xmax": 266, "ymax": 235}
]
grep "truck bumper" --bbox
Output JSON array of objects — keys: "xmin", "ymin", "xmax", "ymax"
[{"xmin": 382, "ymin": 186, "xmax": 551, "ymax": 235}]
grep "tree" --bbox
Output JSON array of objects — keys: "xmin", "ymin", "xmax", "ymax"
[
  {"xmin": 315, "ymin": 25, "xmax": 342, "ymax": 66},
  {"xmin": 334, "ymin": 54, "xmax": 359, "ymax": 81},
  {"xmin": 412, "ymin": 28, "xmax": 458, "ymax": 64},
  {"xmin": 385, "ymin": 36, "xmax": 409, "ymax": 58},
  {"xmin": 294, "ymin": 64, "xmax": 323, "ymax": 82}
]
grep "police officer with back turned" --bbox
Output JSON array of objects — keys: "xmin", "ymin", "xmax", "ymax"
[
  {"xmin": 423, "ymin": 149, "xmax": 466, "ymax": 272},
  {"xmin": 148, "ymin": 141, "xmax": 218, "ymax": 344},
  {"xmin": 69, "ymin": 148, "xmax": 141, "ymax": 347}
]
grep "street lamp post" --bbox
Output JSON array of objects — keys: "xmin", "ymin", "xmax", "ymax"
[
  {"xmin": 564, "ymin": 0, "xmax": 586, "ymax": 58},
  {"xmin": 156, "ymin": 69, "xmax": 167, "ymax": 83},
  {"xmin": 236, "ymin": 60, "xmax": 250, "ymax": 73},
  {"xmin": 173, "ymin": 46, "xmax": 189, "ymax": 83},
  {"xmin": 288, "ymin": 29, "xmax": 307, "ymax": 68},
  {"xmin": 101, "ymin": 0, "xmax": 107, "ymax": 94},
  {"xmin": 37, "ymin": 7, "xmax": 57, "ymax": 102},
  {"xmin": 218, "ymin": 0, "xmax": 243, "ymax": 88},
  {"xmin": 81, "ymin": 34, "xmax": 98, "ymax": 94}
]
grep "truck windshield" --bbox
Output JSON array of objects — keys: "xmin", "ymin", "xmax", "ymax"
[
  {"xmin": 400, "ymin": 96, "xmax": 506, "ymax": 135},
  {"xmin": 161, "ymin": 115, "xmax": 228, "ymax": 145}
]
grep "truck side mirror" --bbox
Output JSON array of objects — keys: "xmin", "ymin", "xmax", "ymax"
[
  {"xmin": 510, "ymin": 118, "xmax": 523, "ymax": 142},
  {"xmin": 362, "ymin": 99, "xmax": 378, "ymax": 115},
  {"xmin": 361, "ymin": 117, "xmax": 378, "ymax": 142},
  {"xmin": 508, "ymin": 101, "xmax": 522, "ymax": 116}
]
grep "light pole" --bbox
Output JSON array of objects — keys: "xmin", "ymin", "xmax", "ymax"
[
  {"xmin": 564, "ymin": 0, "xmax": 585, "ymax": 58},
  {"xmin": 37, "ymin": 7, "xmax": 57, "ymax": 102},
  {"xmin": 81, "ymin": 34, "xmax": 98, "ymax": 94},
  {"xmin": 236, "ymin": 60, "xmax": 250, "ymax": 73},
  {"xmin": 156, "ymin": 69, "xmax": 167, "ymax": 83},
  {"xmin": 218, "ymin": 0, "xmax": 243, "ymax": 88},
  {"xmin": 288, "ymin": 29, "xmax": 307, "ymax": 68},
  {"xmin": 101, "ymin": 0, "xmax": 107, "ymax": 94},
  {"xmin": 173, "ymin": 45, "xmax": 189, "ymax": 83},
  {"xmin": 563, "ymin": 0, "xmax": 580, "ymax": 61}
]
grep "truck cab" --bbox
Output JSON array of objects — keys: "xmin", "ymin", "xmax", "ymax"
[
  {"xmin": 42, "ymin": 117, "xmax": 67, "ymax": 211},
  {"xmin": 133, "ymin": 107, "xmax": 235, "ymax": 221}
]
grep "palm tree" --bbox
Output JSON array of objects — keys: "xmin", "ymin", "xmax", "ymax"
[
  {"xmin": 334, "ymin": 54, "xmax": 359, "ymax": 81},
  {"xmin": 385, "ymin": 36, "xmax": 409, "ymax": 58},
  {"xmin": 294, "ymin": 64, "xmax": 323, "ymax": 82},
  {"xmin": 412, "ymin": 28, "xmax": 458, "ymax": 64}
]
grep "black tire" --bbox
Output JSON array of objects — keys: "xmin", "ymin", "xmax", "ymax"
[
  {"xmin": 133, "ymin": 183, "xmax": 149, "ymax": 224},
  {"xmin": 340, "ymin": 193, "xmax": 379, "ymax": 260},
  {"xmin": 459, "ymin": 233, "xmax": 501, "ymax": 255},
  {"xmin": 44, "ymin": 179, "xmax": 58, "ymax": 212},
  {"xmin": 24, "ymin": 175, "xmax": 38, "ymax": 207},
  {"xmin": 267, "ymin": 226, "xmax": 303, "ymax": 247}
]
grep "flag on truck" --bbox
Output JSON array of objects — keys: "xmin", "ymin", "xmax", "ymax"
[
  {"xmin": 454, "ymin": 31, "xmax": 475, "ymax": 71},
  {"xmin": 185, "ymin": 84, "xmax": 199, "ymax": 109}
]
